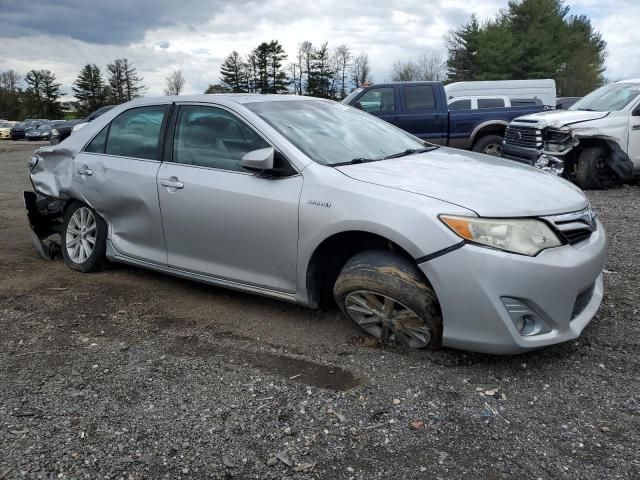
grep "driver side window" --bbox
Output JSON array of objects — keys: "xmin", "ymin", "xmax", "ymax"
[{"xmin": 172, "ymin": 105, "xmax": 269, "ymax": 171}]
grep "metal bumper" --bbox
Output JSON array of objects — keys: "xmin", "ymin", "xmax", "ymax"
[
  {"xmin": 419, "ymin": 220, "xmax": 606, "ymax": 354},
  {"xmin": 501, "ymin": 142, "xmax": 539, "ymax": 166}
]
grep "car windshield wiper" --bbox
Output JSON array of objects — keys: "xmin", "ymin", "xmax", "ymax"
[
  {"xmin": 382, "ymin": 147, "xmax": 437, "ymax": 160},
  {"xmin": 331, "ymin": 157, "xmax": 381, "ymax": 167}
]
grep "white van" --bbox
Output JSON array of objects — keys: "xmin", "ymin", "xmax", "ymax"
[{"xmin": 445, "ymin": 80, "xmax": 556, "ymax": 109}]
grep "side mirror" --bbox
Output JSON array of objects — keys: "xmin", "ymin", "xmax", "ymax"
[{"xmin": 241, "ymin": 147, "xmax": 275, "ymax": 172}]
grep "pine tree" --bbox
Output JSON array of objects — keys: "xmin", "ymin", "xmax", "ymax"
[
  {"xmin": 72, "ymin": 64, "xmax": 109, "ymax": 115},
  {"xmin": 446, "ymin": 15, "xmax": 481, "ymax": 81},
  {"xmin": 307, "ymin": 42, "xmax": 334, "ymax": 98},
  {"xmin": 267, "ymin": 40, "xmax": 289, "ymax": 94},
  {"xmin": 220, "ymin": 51, "xmax": 247, "ymax": 92},
  {"xmin": 24, "ymin": 69, "xmax": 63, "ymax": 118},
  {"xmin": 107, "ymin": 58, "xmax": 146, "ymax": 104}
]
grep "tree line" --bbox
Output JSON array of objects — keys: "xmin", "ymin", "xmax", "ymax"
[
  {"xmin": 207, "ymin": 40, "xmax": 373, "ymax": 99},
  {"xmin": 0, "ymin": 59, "xmax": 146, "ymax": 120}
]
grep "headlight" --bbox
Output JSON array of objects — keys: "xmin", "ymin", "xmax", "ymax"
[{"xmin": 440, "ymin": 215, "xmax": 562, "ymax": 256}]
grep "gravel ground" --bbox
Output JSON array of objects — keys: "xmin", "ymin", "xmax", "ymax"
[{"xmin": 0, "ymin": 141, "xmax": 639, "ymax": 479}]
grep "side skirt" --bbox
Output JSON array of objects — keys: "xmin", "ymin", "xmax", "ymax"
[{"xmin": 106, "ymin": 241, "xmax": 301, "ymax": 305}]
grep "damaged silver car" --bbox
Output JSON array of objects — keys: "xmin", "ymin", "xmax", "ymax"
[
  {"xmin": 503, "ymin": 79, "xmax": 640, "ymax": 189},
  {"xmin": 25, "ymin": 95, "xmax": 606, "ymax": 354}
]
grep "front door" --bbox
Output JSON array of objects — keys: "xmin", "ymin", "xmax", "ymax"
[
  {"xmin": 355, "ymin": 86, "xmax": 399, "ymax": 126},
  {"xmin": 157, "ymin": 104, "xmax": 302, "ymax": 292},
  {"xmin": 72, "ymin": 104, "xmax": 170, "ymax": 264}
]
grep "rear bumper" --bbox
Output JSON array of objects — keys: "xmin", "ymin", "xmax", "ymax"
[
  {"xmin": 419, "ymin": 220, "xmax": 606, "ymax": 354},
  {"xmin": 23, "ymin": 191, "xmax": 64, "ymax": 260}
]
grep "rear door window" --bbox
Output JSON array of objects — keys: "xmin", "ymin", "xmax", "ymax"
[
  {"xmin": 404, "ymin": 85, "xmax": 436, "ymax": 111},
  {"xmin": 104, "ymin": 106, "xmax": 167, "ymax": 160},
  {"xmin": 448, "ymin": 99, "xmax": 472, "ymax": 111}
]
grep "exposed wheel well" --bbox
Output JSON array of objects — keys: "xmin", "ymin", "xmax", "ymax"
[{"xmin": 305, "ymin": 231, "xmax": 418, "ymax": 309}]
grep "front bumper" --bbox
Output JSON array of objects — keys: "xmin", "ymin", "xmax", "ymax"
[
  {"xmin": 419, "ymin": 220, "xmax": 606, "ymax": 354},
  {"xmin": 501, "ymin": 142, "xmax": 539, "ymax": 165}
]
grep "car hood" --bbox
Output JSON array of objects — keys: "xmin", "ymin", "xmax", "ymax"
[
  {"xmin": 336, "ymin": 147, "xmax": 588, "ymax": 217},
  {"xmin": 513, "ymin": 109, "xmax": 610, "ymax": 128}
]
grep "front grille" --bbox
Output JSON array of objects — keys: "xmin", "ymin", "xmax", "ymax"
[
  {"xmin": 542, "ymin": 208, "xmax": 598, "ymax": 246},
  {"xmin": 572, "ymin": 284, "xmax": 595, "ymax": 319},
  {"xmin": 504, "ymin": 126, "xmax": 542, "ymax": 149}
]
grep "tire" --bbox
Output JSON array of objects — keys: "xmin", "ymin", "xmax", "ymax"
[
  {"xmin": 472, "ymin": 135, "xmax": 504, "ymax": 156},
  {"xmin": 334, "ymin": 250, "xmax": 442, "ymax": 349},
  {"xmin": 61, "ymin": 202, "xmax": 108, "ymax": 273},
  {"xmin": 576, "ymin": 147, "xmax": 614, "ymax": 190}
]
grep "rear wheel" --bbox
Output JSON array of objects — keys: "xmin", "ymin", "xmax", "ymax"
[
  {"xmin": 61, "ymin": 202, "xmax": 107, "ymax": 273},
  {"xmin": 334, "ymin": 251, "xmax": 442, "ymax": 349},
  {"xmin": 472, "ymin": 135, "xmax": 504, "ymax": 156},
  {"xmin": 576, "ymin": 147, "xmax": 615, "ymax": 190}
]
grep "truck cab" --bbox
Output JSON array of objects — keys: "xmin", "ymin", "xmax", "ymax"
[{"xmin": 343, "ymin": 81, "xmax": 545, "ymax": 156}]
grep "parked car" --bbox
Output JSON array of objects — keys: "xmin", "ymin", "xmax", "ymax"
[
  {"xmin": 0, "ymin": 121, "xmax": 12, "ymax": 139},
  {"xmin": 445, "ymin": 79, "xmax": 557, "ymax": 110},
  {"xmin": 502, "ymin": 79, "xmax": 640, "ymax": 189},
  {"xmin": 10, "ymin": 122, "xmax": 29, "ymax": 139},
  {"xmin": 50, "ymin": 106, "xmax": 115, "ymax": 144},
  {"xmin": 25, "ymin": 95, "xmax": 605, "ymax": 355},
  {"xmin": 342, "ymin": 81, "xmax": 545, "ymax": 156},
  {"xmin": 556, "ymin": 97, "xmax": 582, "ymax": 110},
  {"xmin": 26, "ymin": 123, "xmax": 52, "ymax": 141}
]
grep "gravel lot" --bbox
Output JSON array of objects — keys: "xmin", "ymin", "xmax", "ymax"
[{"xmin": 1, "ymin": 141, "xmax": 639, "ymax": 479}]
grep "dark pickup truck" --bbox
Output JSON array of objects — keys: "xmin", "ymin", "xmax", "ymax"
[{"xmin": 342, "ymin": 81, "xmax": 545, "ymax": 155}]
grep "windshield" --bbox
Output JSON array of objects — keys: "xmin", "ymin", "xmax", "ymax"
[
  {"xmin": 246, "ymin": 99, "xmax": 426, "ymax": 166},
  {"xmin": 0, "ymin": 121, "xmax": 10, "ymax": 128},
  {"xmin": 340, "ymin": 88, "xmax": 364, "ymax": 105},
  {"xmin": 570, "ymin": 83, "xmax": 640, "ymax": 112},
  {"xmin": 36, "ymin": 124, "xmax": 51, "ymax": 131}
]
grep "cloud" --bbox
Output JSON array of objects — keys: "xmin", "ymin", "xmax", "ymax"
[{"xmin": 0, "ymin": 0, "xmax": 636, "ymax": 98}]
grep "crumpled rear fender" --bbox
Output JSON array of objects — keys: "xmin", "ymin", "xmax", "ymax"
[{"xmin": 30, "ymin": 146, "xmax": 79, "ymax": 199}]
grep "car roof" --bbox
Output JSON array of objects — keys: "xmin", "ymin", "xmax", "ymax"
[
  {"xmin": 615, "ymin": 79, "xmax": 640, "ymax": 85},
  {"xmin": 125, "ymin": 94, "xmax": 328, "ymax": 107}
]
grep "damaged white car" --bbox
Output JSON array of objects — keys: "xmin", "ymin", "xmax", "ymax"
[{"xmin": 502, "ymin": 79, "xmax": 640, "ymax": 189}]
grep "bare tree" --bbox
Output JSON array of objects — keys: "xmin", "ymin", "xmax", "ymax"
[
  {"xmin": 350, "ymin": 52, "xmax": 372, "ymax": 88},
  {"xmin": 333, "ymin": 45, "xmax": 351, "ymax": 99},
  {"xmin": 390, "ymin": 60, "xmax": 419, "ymax": 82},
  {"xmin": 390, "ymin": 53, "xmax": 447, "ymax": 82},
  {"xmin": 164, "ymin": 69, "xmax": 186, "ymax": 95},
  {"xmin": 416, "ymin": 52, "xmax": 447, "ymax": 81}
]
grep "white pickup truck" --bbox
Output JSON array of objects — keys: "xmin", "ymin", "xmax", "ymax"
[{"xmin": 502, "ymin": 79, "xmax": 640, "ymax": 189}]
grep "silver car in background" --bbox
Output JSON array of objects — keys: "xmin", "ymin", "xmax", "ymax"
[{"xmin": 25, "ymin": 94, "xmax": 606, "ymax": 354}]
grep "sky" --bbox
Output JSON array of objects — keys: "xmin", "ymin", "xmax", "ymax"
[{"xmin": 0, "ymin": 0, "xmax": 638, "ymax": 98}]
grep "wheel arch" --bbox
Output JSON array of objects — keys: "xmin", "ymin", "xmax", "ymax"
[
  {"xmin": 304, "ymin": 229, "xmax": 427, "ymax": 309},
  {"xmin": 470, "ymin": 120, "xmax": 509, "ymax": 147}
]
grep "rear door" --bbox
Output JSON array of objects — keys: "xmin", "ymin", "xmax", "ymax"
[
  {"xmin": 156, "ymin": 103, "xmax": 302, "ymax": 292},
  {"xmin": 72, "ymin": 104, "xmax": 170, "ymax": 264},
  {"xmin": 353, "ymin": 86, "xmax": 399, "ymax": 126},
  {"xmin": 397, "ymin": 84, "xmax": 447, "ymax": 144}
]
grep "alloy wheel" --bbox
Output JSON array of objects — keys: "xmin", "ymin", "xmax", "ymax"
[
  {"xmin": 483, "ymin": 143, "xmax": 503, "ymax": 156},
  {"xmin": 344, "ymin": 290, "xmax": 431, "ymax": 348},
  {"xmin": 66, "ymin": 207, "xmax": 97, "ymax": 264}
]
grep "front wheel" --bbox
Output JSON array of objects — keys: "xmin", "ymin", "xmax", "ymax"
[
  {"xmin": 472, "ymin": 134, "xmax": 504, "ymax": 156},
  {"xmin": 575, "ymin": 147, "xmax": 615, "ymax": 190},
  {"xmin": 61, "ymin": 202, "xmax": 107, "ymax": 273},
  {"xmin": 334, "ymin": 251, "xmax": 442, "ymax": 349}
]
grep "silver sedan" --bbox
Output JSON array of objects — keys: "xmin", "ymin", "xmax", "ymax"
[{"xmin": 25, "ymin": 94, "xmax": 606, "ymax": 354}]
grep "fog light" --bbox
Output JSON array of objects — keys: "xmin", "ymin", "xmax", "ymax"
[{"xmin": 501, "ymin": 297, "xmax": 551, "ymax": 337}]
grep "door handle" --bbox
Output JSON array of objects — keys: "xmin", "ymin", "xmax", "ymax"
[
  {"xmin": 76, "ymin": 167, "xmax": 93, "ymax": 176},
  {"xmin": 632, "ymin": 124, "xmax": 640, "ymax": 131},
  {"xmin": 160, "ymin": 177, "xmax": 184, "ymax": 189}
]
